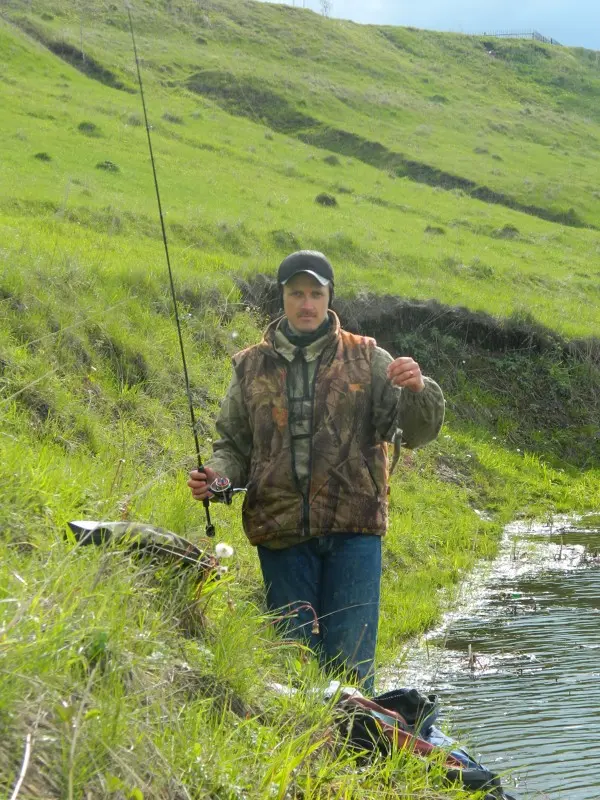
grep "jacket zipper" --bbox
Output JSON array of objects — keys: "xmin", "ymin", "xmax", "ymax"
[
  {"xmin": 303, "ymin": 352, "xmax": 324, "ymax": 537},
  {"xmin": 286, "ymin": 350, "xmax": 324, "ymax": 538},
  {"xmin": 286, "ymin": 359, "xmax": 302, "ymax": 494}
]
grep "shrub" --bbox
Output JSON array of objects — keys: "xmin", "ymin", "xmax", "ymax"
[
  {"xmin": 34, "ymin": 152, "xmax": 52, "ymax": 161},
  {"xmin": 494, "ymin": 224, "xmax": 520, "ymax": 239},
  {"xmin": 162, "ymin": 112, "xmax": 184, "ymax": 125},
  {"xmin": 96, "ymin": 160, "xmax": 120, "ymax": 173},
  {"xmin": 270, "ymin": 230, "xmax": 300, "ymax": 251},
  {"xmin": 315, "ymin": 193, "xmax": 337, "ymax": 207},
  {"xmin": 470, "ymin": 259, "xmax": 495, "ymax": 279},
  {"xmin": 78, "ymin": 120, "xmax": 101, "ymax": 137}
]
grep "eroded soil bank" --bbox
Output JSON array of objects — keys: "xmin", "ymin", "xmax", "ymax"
[{"xmin": 240, "ymin": 276, "xmax": 600, "ymax": 469}]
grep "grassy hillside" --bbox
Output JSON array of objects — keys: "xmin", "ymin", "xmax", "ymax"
[
  {"xmin": 1, "ymin": 0, "xmax": 599, "ymax": 797},
  {"xmin": 1, "ymin": 0, "xmax": 600, "ymax": 332}
]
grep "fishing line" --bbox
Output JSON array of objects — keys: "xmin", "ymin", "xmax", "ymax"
[
  {"xmin": 125, "ymin": 3, "xmax": 216, "ymax": 537},
  {"xmin": 0, "ymin": 367, "xmax": 60, "ymax": 405},
  {"xmin": 10, "ymin": 298, "xmax": 131, "ymax": 350}
]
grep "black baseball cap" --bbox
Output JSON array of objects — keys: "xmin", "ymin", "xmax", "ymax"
[{"xmin": 277, "ymin": 250, "xmax": 334, "ymax": 287}]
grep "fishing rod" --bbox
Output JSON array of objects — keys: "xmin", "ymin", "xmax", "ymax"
[{"xmin": 125, "ymin": 3, "xmax": 235, "ymax": 536}]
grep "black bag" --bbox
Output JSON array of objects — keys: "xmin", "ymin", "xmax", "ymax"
[{"xmin": 337, "ymin": 688, "xmax": 514, "ymax": 799}]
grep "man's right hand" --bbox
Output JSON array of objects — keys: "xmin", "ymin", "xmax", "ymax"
[{"xmin": 188, "ymin": 467, "xmax": 222, "ymax": 501}]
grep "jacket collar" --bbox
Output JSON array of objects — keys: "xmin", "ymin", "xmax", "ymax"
[{"xmin": 260, "ymin": 311, "xmax": 341, "ymax": 363}]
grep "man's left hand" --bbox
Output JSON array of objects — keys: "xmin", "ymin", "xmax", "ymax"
[{"xmin": 387, "ymin": 357, "xmax": 425, "ymax": 393}]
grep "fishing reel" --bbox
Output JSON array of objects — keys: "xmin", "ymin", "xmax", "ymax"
[
  {"xmin": 209, "ymin": 476, "xmax": 246, "ymax": 506},
  {"xmin": 202, "ymin": 477, "xmax": 246, "ymax": 538}
]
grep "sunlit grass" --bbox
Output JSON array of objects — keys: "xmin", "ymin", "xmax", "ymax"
[
  {"xmin": 1, "ymin": 0, "xmax": 599, "ymax": 795},
  {"xmin": 1, "ymin": 2, "xmax": 600, "ymax": 336}
]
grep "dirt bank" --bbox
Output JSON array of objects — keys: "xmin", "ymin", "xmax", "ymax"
[{"xmin": 239, "ymin": 276, "xmax": 600, "ymax": 468}]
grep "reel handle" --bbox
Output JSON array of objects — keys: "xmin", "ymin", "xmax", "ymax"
[{"xmin": 209, "ymin": 477, "xmax": 247, "ymax": 506}]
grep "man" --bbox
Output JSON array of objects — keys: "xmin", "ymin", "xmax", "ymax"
[{"xmin": 188, "ymin": 251, "xmax": 444, "ymax": 692}]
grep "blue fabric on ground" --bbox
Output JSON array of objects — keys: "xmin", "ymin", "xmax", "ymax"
[{"xmin": 257, "ymin": 533, "xmax": 381, "ymax": 693}]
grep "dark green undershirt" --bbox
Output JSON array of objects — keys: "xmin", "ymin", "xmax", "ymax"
[{"xmin": 282, "ymin": 317, "xmax": 330, "ymax": 348}]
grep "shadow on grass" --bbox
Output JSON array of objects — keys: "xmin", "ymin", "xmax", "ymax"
[
  {"xmin": 13, "ymin": 17, "xmax": 135, "ymax": 93},
  {"xmin": 187, "ymin": 70, "xmax": 592, "ymax": 230}
]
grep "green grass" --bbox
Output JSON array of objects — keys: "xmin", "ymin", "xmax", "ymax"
[
  {"xmin": 1, "ymin": 0, "xmax": 599, "ymax": 796},
  {"xmin": 1, "ymin": 3, "xmax": 600, "ymax": 334}
]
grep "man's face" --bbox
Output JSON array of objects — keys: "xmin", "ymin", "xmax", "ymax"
[{"xmin": 282, "ymin": 272, "xmax": 330, "ymax": 333}]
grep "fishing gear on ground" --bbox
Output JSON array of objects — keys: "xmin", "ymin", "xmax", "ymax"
[{"xmin": 68, "ymin": 520, "xmax": 218, "ymax": 572}]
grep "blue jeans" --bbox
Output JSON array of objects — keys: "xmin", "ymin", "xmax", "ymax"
[{"xmin": 257, "ymin": 534, "xmax": 381, "ymax": 694}]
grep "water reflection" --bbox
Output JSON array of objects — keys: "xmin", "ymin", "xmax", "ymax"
[{"xmin": 388, "ymin": 516, "xmax": 600, "ymax": 800}]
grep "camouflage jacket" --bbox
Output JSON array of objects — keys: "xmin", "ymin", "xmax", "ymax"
[{"xmin": 207, "ymin": 312, "xmax": 445, "ymax": 547}]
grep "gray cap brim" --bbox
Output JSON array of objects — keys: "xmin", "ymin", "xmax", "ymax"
[{"xmin": 280, "ymin": 269, "xmax": 331, "ymax": 286}]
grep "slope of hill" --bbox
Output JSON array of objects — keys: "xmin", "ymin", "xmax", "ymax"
[
  {"xmin": 1, "ymin": 0, "xmax": 600, "ymax": 332},
  {"xmin": 0, "ymin": 1, "xmax": 599, "ymax": 797}
]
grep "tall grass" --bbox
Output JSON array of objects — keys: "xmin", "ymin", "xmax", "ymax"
[{"xmin": 1, "ymin": 0, "xmax": 599, "ymax": 795}]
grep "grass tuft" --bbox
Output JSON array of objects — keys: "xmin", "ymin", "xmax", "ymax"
[
  {"xmin": 163, "ymin": 112, "xmax": 184, "ymax": 125},
  {"xmin": 315, "ymin": 192, "xmax": 338, "ymax": 207},
  {"xmin": 95, "ymin": 160, "xmax": 120, "ymax": 173},
  {"xmin": 78, "ymin": 120, "xmax": 102, "ymax": 137}
]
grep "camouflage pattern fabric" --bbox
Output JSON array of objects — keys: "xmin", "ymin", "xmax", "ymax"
[
  {"xmin": 208, "ymin": 311, "xmax": 445, "ymax": 548},
  {"xmin": 233, "ymin": 323, "xmax": 388, "ymax": 545},
  {"xmin": 68, "ymin": 520, "xmax": 217, "ymax": 572}
]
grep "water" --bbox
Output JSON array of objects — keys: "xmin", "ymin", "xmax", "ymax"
[{"xmin": 387, "ymin": 515, "xmax": 600, "ymax": 800}]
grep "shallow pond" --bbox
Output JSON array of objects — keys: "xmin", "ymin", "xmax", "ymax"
[{"xmin": 388, "ymin": 514, "xmax": 600, "ymax": 800}]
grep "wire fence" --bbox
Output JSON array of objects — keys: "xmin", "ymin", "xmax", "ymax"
[{"xmin": 480, "ymin": 30, "xmax": 562, "ymax": 46}]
